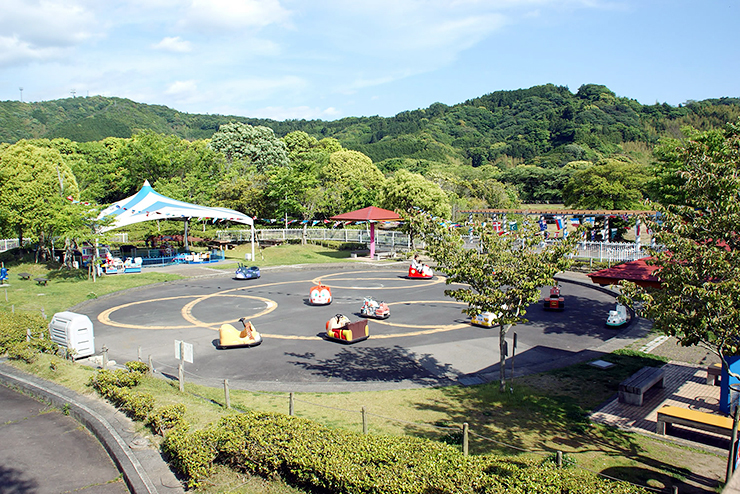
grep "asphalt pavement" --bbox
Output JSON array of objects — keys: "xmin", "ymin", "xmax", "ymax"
[{"xmin": 0, "ymin": 259, "xmax": 651, "ymax": 493}]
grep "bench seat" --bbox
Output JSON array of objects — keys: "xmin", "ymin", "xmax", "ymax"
[
  {"xmin": 656, "ymin": 405, "xmax": 733, "ymax": 437},
  {"xmin": 34, "ymin": 277, "xmax": 49, "ymax": 286},
  {"xmin": 618, "ymin": 366, "xmax": 665, "ymax": 406},
  {"xmin": 707, "ymin": 363, "xmax": 721, "ymax": 386}
]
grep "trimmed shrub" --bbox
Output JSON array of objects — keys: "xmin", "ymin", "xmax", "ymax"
[
  {"xmin": 7, "ymin": 341, "xmax": 39, "ymax": 363},
  {"xmin": 162, "ymin": 410, "xmax": 648, "ymax": 493},
  {"xmin": 147, "ymin": 404, "xmax": 187, "ymax": 435},
  {"xmin": 125, "ymin": 360, "xmax": 150, "ymax": 374},
  {"xmin": 0, "ymin": 311, "xmax": 48, "ymax": 354}
]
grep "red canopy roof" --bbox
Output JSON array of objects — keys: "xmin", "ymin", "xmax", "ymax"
[
  {"xmin": 330, "ymin": 206, "xmax": 402, "ymax": 221},
  {"xmin": 587, "ymin": 257, "xmax": 662, "ymax": 288}
]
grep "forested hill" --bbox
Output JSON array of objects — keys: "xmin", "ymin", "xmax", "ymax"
[{"xmin": 2, "ymin": 84, "xmax": 739, "ymax": 170}]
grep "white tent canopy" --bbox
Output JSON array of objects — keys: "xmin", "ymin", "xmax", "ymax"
[{"xmin": 98, "ymin": 180, "xmax": 254, "ymax": 256}]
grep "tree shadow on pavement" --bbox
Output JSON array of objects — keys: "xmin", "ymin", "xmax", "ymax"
[{"xmin": 285, "ymin": 345, "xmax": 457, "ymax": 386}]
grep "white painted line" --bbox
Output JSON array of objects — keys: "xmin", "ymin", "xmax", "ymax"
[{"xmin": 639, "ymin": 335, "xmax": 670, "ymax": 353}]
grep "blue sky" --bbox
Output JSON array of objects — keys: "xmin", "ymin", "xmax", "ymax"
[{"xmin": 1, "ymin": 0, "xmax": 738, "ymax": 121}]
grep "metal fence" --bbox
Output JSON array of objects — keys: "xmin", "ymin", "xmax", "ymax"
[
  {"xmin": 1, "ymin": 231, "xmax": 648, "ymax": 264},
  {"xmin": 0, "ymin": 239, "xmax": 22, "ymax": 252},
  {"xmin": 218, "ymin": 228, "xmax": 413, "ymax": 253},
  {"xmin": 219, "ymin": 229, "xmax": 649, "ymax": 263}
]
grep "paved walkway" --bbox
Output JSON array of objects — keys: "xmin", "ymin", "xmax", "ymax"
[
  {"xmin": 2, "ymin": 261, "xmax": 732, "ymax": 492},
  {"xmin": 591, "ymin": 362, "xmax": 728, "ymax": 452},
  {"xmin": 0, "ymin": 361, "xmax": 185, "ymax": 494}
]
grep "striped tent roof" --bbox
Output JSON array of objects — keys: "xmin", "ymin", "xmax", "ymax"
[{"xmin": 98, "ymin": 180, "xmax": 253, "ymax": 232}]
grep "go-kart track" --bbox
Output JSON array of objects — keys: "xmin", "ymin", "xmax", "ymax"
[{"xmin": 76, "ymin": 264, "xmax": 629, "ymax": 392}]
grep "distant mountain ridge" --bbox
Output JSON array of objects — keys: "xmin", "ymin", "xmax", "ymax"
[{"xmin": 2, "ymin": 84, "xmax": 739, "ymax": 169}]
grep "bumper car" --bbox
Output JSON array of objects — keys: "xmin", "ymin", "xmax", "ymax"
[
  {"xmin": 218, "ymin": 318, "xmax": 262, "ymax": 348},
  {"xmin": 543, "ymin": 285, "xmax": 565, "ymax": 311},
  {"xmin": 310, "ymin": 282, "xmax": 332, "ymax": 305},
  {"xmin": 235, "ymin": 264, "xmax": 261, "ymax": 280},
  {"xmin": 360, "ymin": 297, "xmax": 390, "ymax": 319},
  {"xmin": 408, "ymin": 262, "xmax": 433, "ymax": 279},
  {"xmin": 471, "ymin": 311, "xmax": 500, "ymax": 328},
  {"xmin": 606, "ymin": 304, "xmax": 629, "ymax": 328},
  {"xmin": 123, "ymin": 257, "xmax": 142, "ymax": 273},
  {"xmin": 325, "ymin": 314, "xmax": 369, "ymax": 344}
]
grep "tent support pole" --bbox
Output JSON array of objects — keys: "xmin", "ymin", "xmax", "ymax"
[
  {"xmin": 251, "ymin": 224, "xmax": 255, "ymax": 262},
  {"xmin": 184, "ymin": 219, "xmax": 189, "ymax": 251}
]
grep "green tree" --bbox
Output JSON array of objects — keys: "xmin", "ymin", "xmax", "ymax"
[
  {"xmin": 410, "ymin": 211, "xmax": 580, "ymax": 392},
  {"xmin": 0, "ymin": 140, "xmax": 80, "ymax": 260},
  {"xmin": 321, "ymin": 150, "xmax": 385, "ymax": 215},
  {"xmin": 380, "ymin": 169, "xmax": 451, "ymax": 219},
  {"xmin": 647, "ymin": 127, "xmax": 732, "ymax": 207},
  {"xmin": 621, "ymin": 120, "xmax": 740, "ymax": 372},
  {"xmin": 562, "ymin": 159, "xmax": 651, "ymax": 209},
  {"xmin": 209, "ymin": 122, "xmax": 289, "ymax": 173}
]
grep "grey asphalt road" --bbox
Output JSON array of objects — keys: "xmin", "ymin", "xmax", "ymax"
[
  {"xmin": 0, "ymin": 383, "xmax": 129, "ymax": 494},
  {"xmin": 73, "ymin": 264, "xmax": 624, "ymax": 392}
]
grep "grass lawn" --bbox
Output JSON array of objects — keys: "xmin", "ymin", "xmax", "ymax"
[
  {"xmin": 0, "ymin": 244, "xmax": 727, "ymax": 494},
  {"xmin": 0, "ymin": 263, "xmax": 183, "ymax": 316},
  {"xmin": 9, "ymin": 350, "xmax": 724, "ymax": 494},
  {"xmin": 214, "ymin": 242, "xmax": 399, "ymax": 269}
]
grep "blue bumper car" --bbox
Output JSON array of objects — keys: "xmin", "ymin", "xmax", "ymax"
[{"xmin": 235, "ymin": 264, "xmax": 260, "ymax": 280}]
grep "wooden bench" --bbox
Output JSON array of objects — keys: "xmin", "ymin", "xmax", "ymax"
[
  {"xmin": 18, "ymin": 272, "xmax": 31, "ymax": 280},
  {"xmin": 618, "ymin": 366, "xmax": 665, "ymax": 406},
  {"xmin": 656, "ymin": 405, "xmax": 733, "ymax": 437},
  {"xmin": 707, "ymin": 363, "xmax": 722, "ymax": 386},
  {"xmin": 34, "ymin": 277, "xmax": 49, "ymax": 286}
]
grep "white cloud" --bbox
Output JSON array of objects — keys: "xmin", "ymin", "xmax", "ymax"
[
  {"xmin": 1, "ymin": 1, "xmax": 96, "ymax": 47},
  {"xmin": 152, "ymin": 36, "xmax": 192, "ymax": 53},
  {"xmin": 0, "ymin": 0, "xmax": 98, "ymax": 65},
  {"xmin": 0, "ymin": 36, "xmax": 66, "ymax": 67},
  {"xmin": 181, "ymin": 0, "xmax": 292, "ymax": 32},
  {"xmin": 165, "ymin": 80, "xmax": 198, "ymax": 96},
  {"xmin": 246, "ymin": 105, "xmax": 342, "ymax": 120}
]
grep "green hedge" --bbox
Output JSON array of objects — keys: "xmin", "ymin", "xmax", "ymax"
[
  {"xmin": 88, "ymin": 366, "xmax": 154, "ymax": 421},
  {"xmin": 0, "ymin": 311, "xmax": 48, "ymax": 354},
  {"xmin": 162, "ymin": 411, "xmax": 648, "ymax": 493},
  {"xmin": 85, "ymin": 366, "xmax": 647, "ymax": 493}
]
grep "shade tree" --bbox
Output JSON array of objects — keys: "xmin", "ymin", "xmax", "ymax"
[
  {"xmin": 621, "ymin": 120, "xmax": 740, "ymax": 374},
  {"xmin": 410, "ymin": 211, "xmax": 580, "ymax": 391}
]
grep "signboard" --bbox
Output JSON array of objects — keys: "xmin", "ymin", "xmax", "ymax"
[{"xmin": 174, "ymin": 340, "xmax": 194, "ymax": 364}]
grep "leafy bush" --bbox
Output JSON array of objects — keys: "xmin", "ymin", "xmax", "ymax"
[
  {"xmin": 125, "ymin": 360, "xmax": 150, "ymax": 374},
  {"xmin": 0, "ymin": 311, "xmax": 48, "ymax": 354},
  {"xmin": 162, "ymin": 410, "xmax": 648, "ymax": 493},
  {"xmin": 7, "ymin": 341, "xmax": 40, "ymax": 363},
  {"xmin": 147, "ymin": 404, "xmax": 187, "ymax": 435},
  {"xmin": 88, "ymin": 364, "xmax": 153, "ymax": 420}
]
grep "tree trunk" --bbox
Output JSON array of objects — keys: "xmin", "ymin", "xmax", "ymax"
[{"xmin": 499, "ymin": 323, "xmax": 512, "ymax": 392}]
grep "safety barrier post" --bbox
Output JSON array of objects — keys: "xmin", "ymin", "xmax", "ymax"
[{"xmin": 462, "ymin": 423, "xmax": 469, "ymax": 456}]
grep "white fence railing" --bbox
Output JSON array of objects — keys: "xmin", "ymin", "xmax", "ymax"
[
  {"xmin": 219, "ymin": 228, "xmax": 413, "ymax": 252},
  {"xmin": 217, "ymin": 229, "xmax": 649, "ymax": 263},
  {"xmin": 0, "ymin": 239, "xmax": 22, "ymax": 252}
]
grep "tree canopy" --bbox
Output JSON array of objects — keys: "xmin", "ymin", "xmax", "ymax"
[{"xmin": 622, "ymin": 120, "xmax": 740, "ymax": 367}]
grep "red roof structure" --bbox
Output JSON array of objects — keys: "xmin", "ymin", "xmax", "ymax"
[
  {"xmin": 587, "ymin": 257, "xmax": 662, "ymax": 288},
  {"xmin": 331, "ymin": 207, "xmax": 402, "ymax": 259},
  {"xmin": 330, "ymin": 206, "xmax": 402, "ymax": 222}
]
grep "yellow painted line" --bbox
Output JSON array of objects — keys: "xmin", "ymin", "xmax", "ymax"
[
  {"xmin": 98, "ymin": 296, "xmax": 202, "ymax": 329},
  {"xmin": 310, "ymin": 270, "xmax": 445, "ymax": 289},
  {"xmin": 183, "ymin": 294, "xmax": 278, "ymax": 330},
  {"xmin": 96, "ymin": 273, "xmax": 469, "ymax": 340}
]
